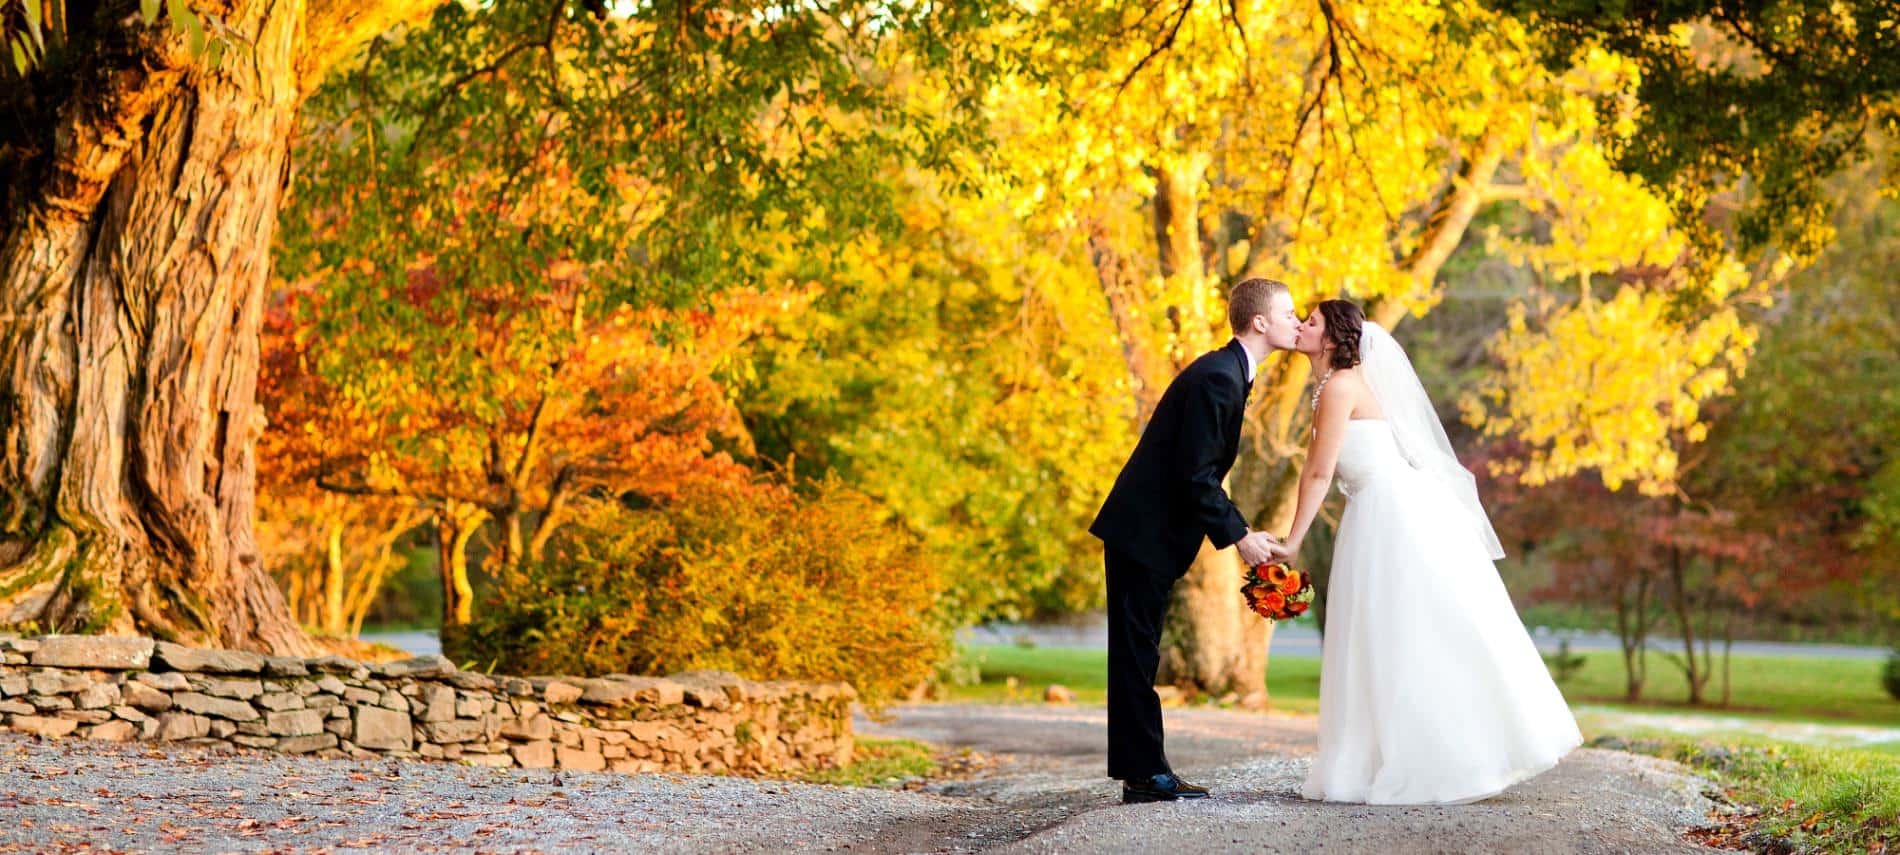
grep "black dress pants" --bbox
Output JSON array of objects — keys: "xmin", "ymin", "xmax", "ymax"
[{"xmin": 1104, "ymin": 545, "xmax": 1175, "ymax": 780}]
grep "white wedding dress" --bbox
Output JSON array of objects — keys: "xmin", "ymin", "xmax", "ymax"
[{"xmin": 1298, "ymin": 331, "xmax": 1582, "ymax": 806}]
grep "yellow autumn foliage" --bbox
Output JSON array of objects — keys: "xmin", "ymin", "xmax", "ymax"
[{"xmin": 1463, "ymin": 276, "xmax": 1765, "ymax": 495}]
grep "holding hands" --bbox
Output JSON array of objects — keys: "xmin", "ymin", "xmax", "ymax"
[{"xmin": 1236, "ymin": 530, "xmax": 1291, "ymax": 567}]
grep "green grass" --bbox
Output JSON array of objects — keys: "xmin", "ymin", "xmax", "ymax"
[
  {"xmin": 945, "ymin": 645, "xmax": 1105, "ymax": 704},
  {"xmin": 798, "ymin": 737, "xmax": 940, "ymax": 788},
  {"xmin": 1557, "ymin": 650, "xmax": 1898, "ymax": 726},
  {"xmin": 1592, "ymin": 733, "xmax": 1900, "ymax": 853},
  {"xmin": 947, "ymin": 644, "xmax": 1900, "ymax": 727}
]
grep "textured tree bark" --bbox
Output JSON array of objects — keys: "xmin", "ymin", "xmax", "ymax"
[
  {"xmin": 0, "ymin": 1, "xmax": 315, "ymax": 653},
  {"xmin": 1156, "ymin": 539, "xmax": 1273, "ymax": 706},
  {"xmin": 0, "ymin": 0, "xmax": 434, "ymax": 652}
]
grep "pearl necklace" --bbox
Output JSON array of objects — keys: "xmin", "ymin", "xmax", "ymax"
[{"xmin": 1310, "ymin": 367, "xmax": 1335, "ymax": 413}]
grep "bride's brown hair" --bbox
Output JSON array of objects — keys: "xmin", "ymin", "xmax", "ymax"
[{"xmin": 1316, "ymin": 300, "xmax": 1365, "ymax": 369}]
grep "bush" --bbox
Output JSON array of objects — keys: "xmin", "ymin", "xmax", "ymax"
[
  {"xmin": 457, "ymin": 479, "xmax": 948, "ymax": 706},
  {"xmin": 1884, "ymin": 647, "xmax": 1900, "ymax": 702},
  {"xmin": 1541, "ymin": 638, "xmax": 1587, "ymax": 684}
]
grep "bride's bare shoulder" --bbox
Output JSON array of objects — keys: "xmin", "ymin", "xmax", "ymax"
[
  {"xmin": 1318, "ymin": 368, "xmax": 1377, "ymax": 414},
  {"xmin": 1316, "ymin": 367, "xmax": 1366, "ymax": 406},
  {"xmin": 1326, "ymin": 367, "xmax": 1370, "ymax": 393},
  {"xmin": 1330, "ymin": 368, "xmax": 1385, "ymax": 417}
]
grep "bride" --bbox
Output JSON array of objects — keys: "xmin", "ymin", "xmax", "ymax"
[{"xmin": 1281, "ymin": 299, "xmax": 1582, "ymax": 805}]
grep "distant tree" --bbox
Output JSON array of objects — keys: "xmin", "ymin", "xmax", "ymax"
[
  {"xmin": 260, "ymin": 270, "xmax": 790, "ymax": 637},
  {"xmin": 254, "ymin": 490, "xmax": 426, "ymax": 640},
  {"xmin": 1486, "ymin": 466, "xmax": 1663, "ymax": 701},
  {"xmin": 1685, "ymin": 169, "xmax": 1900, "ymax": 639},
  {"xmin": 1481, "ymin": 160, "xmax": 1900, "ymax": 701},
  {"xmin": 0, "ymin": 0, "xmax": 998, "ymax": 651},
  {"xmin": 271, "ymin": 0, "xmax": 1001, "ymax": 642},
  {"xmin": 1489, "ymin": 0, "xmax": 1900, "ymax": 256}
]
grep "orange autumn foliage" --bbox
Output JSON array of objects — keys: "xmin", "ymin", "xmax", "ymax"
[{"xmin": 458, "ymin": 478, "xmax": 947, "ymax": 707}]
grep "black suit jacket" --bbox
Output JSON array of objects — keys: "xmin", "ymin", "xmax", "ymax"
[{"xmin": 1089, "ymin": 339, "xmax": 1252, "ymax": 577}]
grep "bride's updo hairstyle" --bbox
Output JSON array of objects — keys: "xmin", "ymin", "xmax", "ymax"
[{"xmin": 1316, "ymin": 299, "xmax": 1365, "ymax": 370}]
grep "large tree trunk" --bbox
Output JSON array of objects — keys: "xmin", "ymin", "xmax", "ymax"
[
  {"xmin": 1156, "ymin": 540, "xmax": 1272, "ymax": 706},
  {"xmin": 0, "ymin": 0, "xmax": 432, "ymax": 652},
  {"xmin": 1115, "ymin": 157, "xmax": 1275, "ymax": 704},
  {"xmin": 0, "ymin": 2, "xmax": 314, "ymax": 653}
]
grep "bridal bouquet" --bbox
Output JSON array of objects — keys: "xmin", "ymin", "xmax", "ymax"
[{"xmin": 1242, "ymin": 562, "xmax": 1314, "ymax": 622}]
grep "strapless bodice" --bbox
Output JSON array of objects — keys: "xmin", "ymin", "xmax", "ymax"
[{"xmin": 1336, "ymin": 419, "xmax": 1411, "ymax": 496}]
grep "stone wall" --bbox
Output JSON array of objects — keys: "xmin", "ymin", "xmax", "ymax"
[{"xmin": 0, "ymin": 635, "xmax": 854, "ymax": 774}]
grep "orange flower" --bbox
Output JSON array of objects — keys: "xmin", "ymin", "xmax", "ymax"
[
  {"xmin": 1261, "ymin": 591, "xmax": 1285, "ymax": 612},
  {"xmin": 1263, "ymin": 563, "xmax": 1289, "ymax": 584},
  {"xmin": 1279, "ymin": 571, "xmax": 1303, "ymax": 595},
  {"xmin": 1288, "ymin": 601, "xmax": 1308, "ymax": 615}
]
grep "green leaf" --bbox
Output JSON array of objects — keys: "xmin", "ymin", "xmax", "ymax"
[
  {"xmin": 164, "ymin": 0, "xmax": 204, "ymax": 54},
  {"xmin": 140, "ymin": 0, "xmax": 160, "ymax": 25},
  {"xmin": 9, "ymin": 38, "xmax": 27, "ymax": 76},
  {"xmin": 22, "ymin": 0, "xmax": 42, "ymax": 46}
]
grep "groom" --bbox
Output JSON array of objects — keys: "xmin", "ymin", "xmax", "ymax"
[{"xmin": 1089, "ymin": 277, "xmax": 1300, "ymax": 803}]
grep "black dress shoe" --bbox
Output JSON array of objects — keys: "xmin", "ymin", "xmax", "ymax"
[{"xmin": 1121, "ymin": 772, "xmax": 1212, "ymax": 803}]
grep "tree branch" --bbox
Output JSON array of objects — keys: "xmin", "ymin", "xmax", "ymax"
[
  {"xmin": 1114, "ymin": 0, "xmax": 1193, "ymax": 95},
  {"xmin": 525, "ymin": 464, "xmax": 577, "ymax": 563},
  {"xmin": 297, "ymin": 0, "xmax": 442, "ymax": 96},
  {"xmin": 315, "ymin": 469, "xmax": 488, "ymax": 511},
  {"xmin": 1369, "ymin": 129, "xmax": 1506, "ymax": 329}
]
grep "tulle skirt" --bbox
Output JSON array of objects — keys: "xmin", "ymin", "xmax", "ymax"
[{"xmin": 1298, "ymin": 465, "xmax": 1583, "ymax": 805}]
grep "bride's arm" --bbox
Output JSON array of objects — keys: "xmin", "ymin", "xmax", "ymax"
[{"xmin": 1282, "ymin": 377, "xmax": 1356, "ymax": 556}]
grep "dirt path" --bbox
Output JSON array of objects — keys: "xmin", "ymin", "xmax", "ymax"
[
  {"xmin": 0, "ymin": 704, "xmax": 1724, "ymax": 853},
  {"xmin": 864, "ymin": 704, "xmax": 1724, "ymax": 854}
]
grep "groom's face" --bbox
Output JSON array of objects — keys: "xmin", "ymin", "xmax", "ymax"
[{"xmin": 1262, "ymin": 293, "xmax": 1300, "ymax": 351}]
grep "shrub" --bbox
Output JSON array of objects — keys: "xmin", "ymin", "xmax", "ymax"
[
  {"xmin": 457, "ymin": 478, "xmax": 948, "ymax": 706},
  {"xmin": 1541, "ymin": 638, "xmax": 1587, "ymax": 684},
  {"xmin": 1884, "ymin": 647, "xmax": 1900, "ymax": 702}
]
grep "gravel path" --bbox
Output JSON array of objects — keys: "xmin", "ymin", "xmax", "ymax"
[
  {"xmin": 0, "ymin": 703, "xmax": 1725, "ymax": 853},
  {"xmin": 864, "ymin": 705, "xmax": 1723, "ymax": 854}
]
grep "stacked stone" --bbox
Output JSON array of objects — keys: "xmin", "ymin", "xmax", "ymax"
[{"xmin": 0, "ymin": 635, "xmax": 854, "ymax": 775}]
